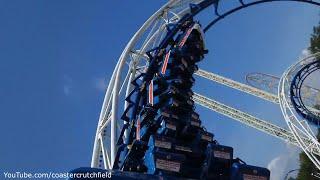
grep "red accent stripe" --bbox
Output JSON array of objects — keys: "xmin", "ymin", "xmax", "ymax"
[
  {"xmin": 149, "ymin": 80, "xmax": 153, "ymax": 105},
  {"xmin": 179, "ymin": 27, "xmax": 193, "ymax": 47},
  {"xmin": 161, "ymin": 50, "xmax": 171, "ymax": 74}
]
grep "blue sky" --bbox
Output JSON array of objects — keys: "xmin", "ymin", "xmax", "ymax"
[{"xmin": 0, "ymin": 1, "xmax": 319, "ymax": 179}]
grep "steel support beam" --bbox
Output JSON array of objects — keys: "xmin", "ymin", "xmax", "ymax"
[{"xmin": 193, "ymin": 93, "xmax": 320, "ymax": 156}]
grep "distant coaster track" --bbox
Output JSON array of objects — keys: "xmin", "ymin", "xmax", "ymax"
[{"xmin": 91, "ymin": 0, "xmax": 320, "ymax": 171}]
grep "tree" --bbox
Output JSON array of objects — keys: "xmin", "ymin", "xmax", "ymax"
[
  {"xmin": 296, "ymin": 105, "xmax": 320, "ymax": 179},
  {"xmin": 296, "ymin": 136, "xmax": 320, "ymax": 180},
  {"xmin": 309, "ymin": 23, "xmax": 320, "ymax": 54}
]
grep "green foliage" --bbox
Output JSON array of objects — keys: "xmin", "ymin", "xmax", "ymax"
[
  {"xmin": 296, "ymin": 105, "xmax": 320, "ymax": 179},
  {"xmin": 296, "ymin": 127, "xmax": 320, "ymax": 180},
  {"xmin": 296, "ymin": 126, "xmax": 320, "ymax": 180},
  {"xmin": 309, "ymin": 24, "xmax": 320, "ymax": 54},
  {"xmin": 295, "ymin": 95, "xmax": 320, "ymax": 179}
]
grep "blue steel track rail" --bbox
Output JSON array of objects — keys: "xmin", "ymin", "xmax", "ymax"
[{"xmin": 290, "ymin": 59, "xmax": 320, "ymax": 126}]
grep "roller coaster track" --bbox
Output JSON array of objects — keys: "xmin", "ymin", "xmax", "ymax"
[
  {"xmin": 193, "ymin": 93, "xmax": 319, "ymax": 155},
  {"xmin": 193, "ymin": 68, "xmax": 319, "ymax": 154},
  {"xmin": 195, "ymin": 69, "xmax": 279, "ymax": 103},
  {"xmin": 279, "ymin": 53, "xmax": 320, "ymax": 170},
  {"xmin": 91, "ymin": 0, "xmax": 320, "ymax": 171}
]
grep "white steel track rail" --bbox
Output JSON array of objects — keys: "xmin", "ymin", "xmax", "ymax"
[
  {"xmin": 245, "ymin": 72, "xmax": 320, "ymax": 114},
  {"xmin": 246, "ymin": 72, "xmax": 320, "ymax": 106},
  {"xmin": 193, "ymin": 93, "xmax": 320, "ymax": 156},
  {"xmin": 195, "ymin": 69, "xmax": 320, "ymax": 117},
  {"xmin": 195, "ymin": 69, "xmax": 279, "ymax": 104},
  {"xmin": 279, "ymin": 53, "xmax": 320, "ymax": 170},
  {"xmin": 194, "ymin": 69, "xmax": 320, "ymax": 156}
]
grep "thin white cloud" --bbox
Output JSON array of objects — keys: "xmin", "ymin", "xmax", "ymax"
[
  {"xmin": 63, "ymin": 75, "xmax": 73, "ymax": 96},
  {"xmin": 267, "ymin": 143, "xmax": 300, "ymax": 180},
  {"xmin": 300, "ymin": 48, "xmax": 311, "ymax": 59},
  {"xmin": 93, "ymin": 77, "xmax": 108, "ymax": 92},
  {"xmin": 63, "ymin": 85, "xmax": 71, "ymax": 95},
  {"xmin": 302, "ymin": 49, "xmax": 310, "ymax": 57}
]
